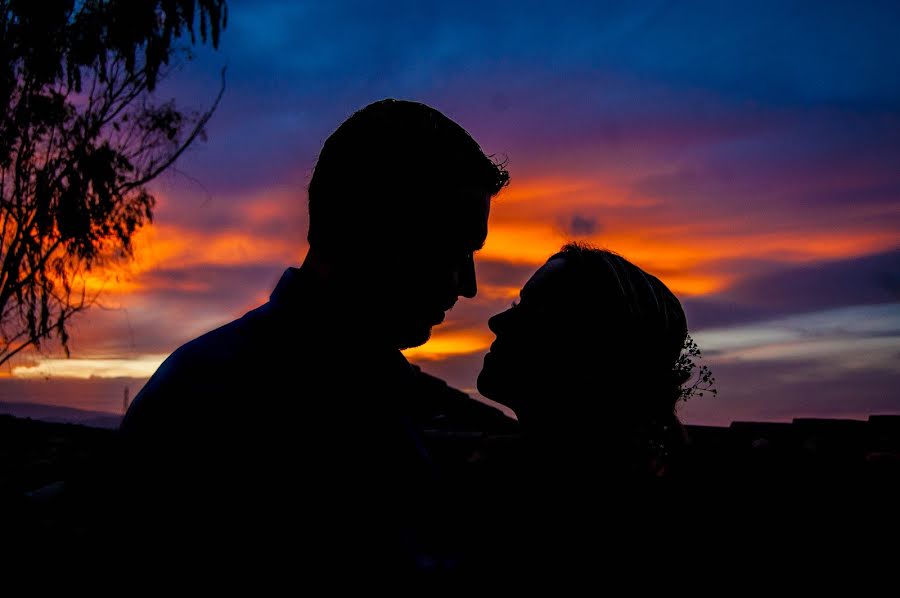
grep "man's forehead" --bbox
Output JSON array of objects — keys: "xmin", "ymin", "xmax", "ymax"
[
  {"xmin": 440, "ymin": 225, "xmax": 487, "ymax": 250},
  {"xmin": 446, "ymin": 191, "xmax": 490, "ymax": 240},
  {"xmin": 402, "ymin": 189, "xmax": 490, "ymax": 247}
]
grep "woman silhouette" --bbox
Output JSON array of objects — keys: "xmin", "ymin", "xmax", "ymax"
[
  {"xmin": 462, "ymin": 244, "xmax": 699, "ymax": 575},
  {"xmin": 478, "ymin": 244, "xmax": 687, "ymax": 477},
  {"xmin": 478, "ymin": 243, "xmax": 692, "ymax": 481}
]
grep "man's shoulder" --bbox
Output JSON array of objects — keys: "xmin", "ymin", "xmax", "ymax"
[
  {"xmin": 408, "ymin": 367, "xmax": 517, "ymax": 435},
  {"xmin": 120, "ymin": 302, "xmax": 293, "ymax": 432},
  {"xmin": 171, "ymin": 303, "xmax": 273, "ymax": 365}
]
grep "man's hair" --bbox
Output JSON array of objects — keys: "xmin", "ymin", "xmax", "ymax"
[{"xmin": 307, "ymin": 99, "xmax": 509, "ymax": 254}]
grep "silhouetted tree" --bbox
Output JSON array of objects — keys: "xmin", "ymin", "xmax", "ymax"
[{"xmin": 0, "ymin": 0, "xmax": 226, "ymax": 366}]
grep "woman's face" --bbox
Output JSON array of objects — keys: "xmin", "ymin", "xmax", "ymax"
[{"xmin": 477, "ymin": 257, "xmax": 587, "ymax": 420}]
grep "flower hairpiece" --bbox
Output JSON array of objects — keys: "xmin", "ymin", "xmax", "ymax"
[{"xmin": 674, "ymin": 333, "xmax": 718, "ymax": 403}]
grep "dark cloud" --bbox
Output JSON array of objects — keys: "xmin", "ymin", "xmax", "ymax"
[
  {"xmin": 137, "ymin": 263, "xmax": 287, "ymax": 306},
  {"xmin": 149, "ymin": 180, "xmax": 310, "ymax": 242},
  {"xmin": 564, "ymin": 214, "xmax": 599, "ymax": 237},
  {"xmin": 622, "ymin": 109, "xmax": 900, "ymax": 248},
  {"xmin": 681, "ymin": 250, "xmax": 900, "ymax": 331},
  {"xmin": 793, "ymin": 182, "xmax": 900, "ymax": 209},
  {"xmin": 682, "ymin": 298, "xmax": 768, "ymax": 331},
  {"xmin": 679, "ymin": 358, "xmax": 900, "ymax": 426},
  {"xmin": 721, "ymin": 249, "xmax": 900, "ymax": 317}
]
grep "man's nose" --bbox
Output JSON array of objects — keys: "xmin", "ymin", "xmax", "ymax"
[{"xmin": 457, "ymin": 254, "xmax": 477, "ymax": 299}]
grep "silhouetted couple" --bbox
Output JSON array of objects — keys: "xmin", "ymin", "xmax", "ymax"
[{"xmin": 119, "ymin": 99, "xmax": 692, "ymax": 578}]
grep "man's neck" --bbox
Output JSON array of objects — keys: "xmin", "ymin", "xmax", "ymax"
[
  {"xmin": 295, "ymin": 248, "xmax": 399, "ymax": 353},
  {"xmin": 299, "ymin": 246, "xmax": 335, "ymax": 289}
]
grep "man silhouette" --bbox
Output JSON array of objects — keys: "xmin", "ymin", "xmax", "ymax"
[{"xmin": 118, "ymin": 99, "xmax": 509, "ymax": 572}]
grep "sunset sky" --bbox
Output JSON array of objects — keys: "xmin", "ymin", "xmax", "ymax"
[{"xmin": 1, "ymin": 0, "xmax": 898, "ymax": 425}]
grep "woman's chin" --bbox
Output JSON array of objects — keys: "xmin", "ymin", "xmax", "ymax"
[
  {"xmin": 476, "ymin": 365, "xmax": 503, "ymax": 402},
  {"xmin": 475, "ymin": 369, "xmax": 492, "ymax": 399},
  {"xmin": 478, "ymin": 369, "xmax": 522, "ymax": 416}
]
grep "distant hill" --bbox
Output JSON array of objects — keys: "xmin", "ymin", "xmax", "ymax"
[
  {"xmin": 0, "ymin": 401, "xmax": 121, "ymax": 429},
  {"xmin": 0, "ymin": 414, "xmax": 115, "ymax": 498}
]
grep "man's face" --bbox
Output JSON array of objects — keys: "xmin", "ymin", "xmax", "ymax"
[{"xmin": 373, "ymin": 192, "xmax": 491, "ymax": 349}]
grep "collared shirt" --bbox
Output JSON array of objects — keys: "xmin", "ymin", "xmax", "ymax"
[
  {"xmin": 117, "ymin": 266, "xmax": 438, "ymax": 558},
  {"xmin": 122, "ymin": 265, "xmax": 418, "ymax": 438},
  {"xmin": 117, "ymin": 265, "xmax": 515, "ymax": 573}
]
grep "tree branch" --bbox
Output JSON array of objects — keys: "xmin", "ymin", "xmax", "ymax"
[{"xmin": 119, "ymin": 67, "xmax": 226, "ymax": 194}]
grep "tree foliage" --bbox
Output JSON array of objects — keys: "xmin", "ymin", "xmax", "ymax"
[{"xmin": 0, "ymin": 0, "xmax": 226, "ymax": 366}]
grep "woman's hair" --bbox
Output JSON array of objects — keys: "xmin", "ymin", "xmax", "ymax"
[{"xmin": 549, "ymin": 243, "xmax": 691, "ymax": 472}]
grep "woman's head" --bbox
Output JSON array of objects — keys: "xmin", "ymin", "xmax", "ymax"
[{"xmin": 477, "ymin": 244, "xmax": 689, "ymax": 430}]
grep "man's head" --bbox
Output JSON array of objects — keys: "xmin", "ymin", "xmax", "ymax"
[{"xmin": 306, "ymin": 99, "xmax": 509, "ymax": 348}]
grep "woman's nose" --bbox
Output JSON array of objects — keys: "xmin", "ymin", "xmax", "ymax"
[{"xmin": 488, "ymin": 308, "xmax": 512, "ymax": 335}]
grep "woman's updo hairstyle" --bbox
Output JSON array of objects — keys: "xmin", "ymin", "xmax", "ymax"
[{"xmin": 549, "ymin": 243, "xmax": 691, "ymax": 419}]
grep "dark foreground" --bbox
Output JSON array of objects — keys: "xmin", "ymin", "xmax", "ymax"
[
  {"xmin": 3, "ymin": 412, "xmax": 900, "ymax": 580},
  {"xmin": 6, "ymin": 411, "xmax": 899, "ymax": 489}
]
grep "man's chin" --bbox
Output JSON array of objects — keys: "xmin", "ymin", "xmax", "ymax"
[{"xmin": 394, "ymin": 325, "xmax": 433, "ymax": 351}]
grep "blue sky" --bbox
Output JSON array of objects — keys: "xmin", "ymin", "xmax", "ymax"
[{"xmin": 1, "ymin": 0, "xmax": 897, "ymax": 425}]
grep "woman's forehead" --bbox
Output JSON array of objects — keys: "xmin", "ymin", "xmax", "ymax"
[{"xmin": 522, "ymin": 257, "xmax": 569, "ymax": 298}]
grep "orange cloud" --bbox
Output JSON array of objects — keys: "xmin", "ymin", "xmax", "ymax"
[
  {"xmin": 496, "ymin": 176, "xmax": 656, "ymax": 210},
  {"xmin": 73, "ymin": 221, "xmax": 302, "ymax": 301},
  {"xmin": 12, "ymin": 165, "xmax": 897, "ymax": 384},
  {"xmin": 12, "ymin": 355, "xmax": 168, "ymax": 379},
  {"xmin": 402, "ymin": 327, "xmax": 494, "ymax": 361},
  {"xmin": 498, "ymin": 177, "xmax": 596, "ymax": 204},
  {"xmin": 131, "ymin": 225, "xmax": 299, "ymax": 271},
  {"xmin": 480, "ymin": 221, "xmax": 564, "ymax": 265},
  {"xmin": 480, "ymin": 190, "xmax": 899, "ymax": 298},
  {"xmin": 477, "ymin": 284, "xmax": 523, "ymax": 301}
]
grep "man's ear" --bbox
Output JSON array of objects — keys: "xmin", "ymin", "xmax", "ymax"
[{"xmin": 300, "ymin": 245, "xmax": 339, "ymax": 281}]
